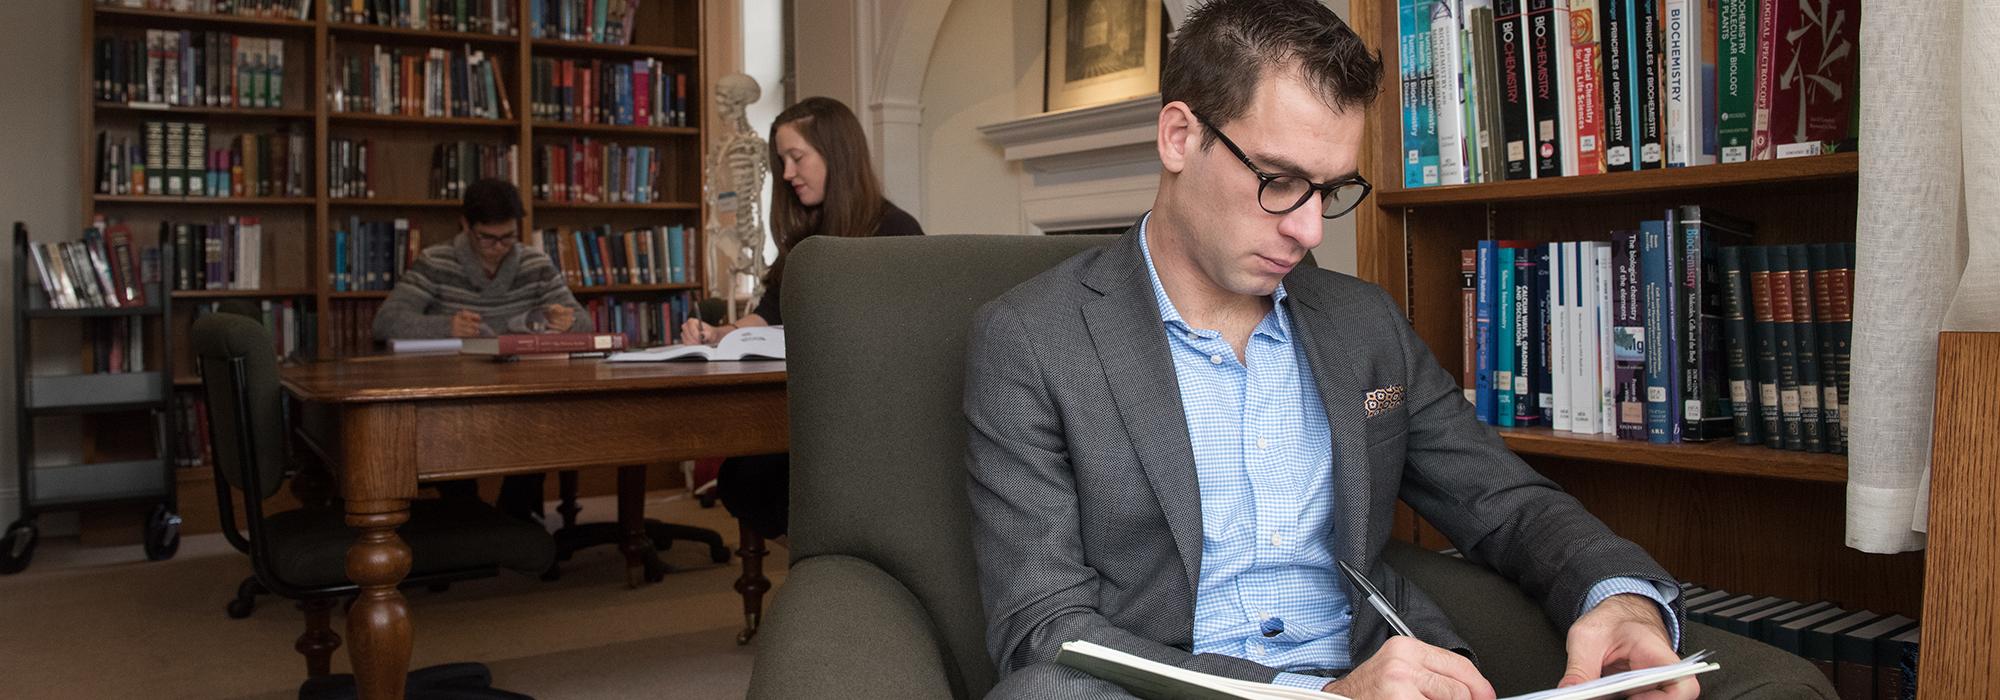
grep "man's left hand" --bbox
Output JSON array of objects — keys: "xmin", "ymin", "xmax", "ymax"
[
  {"xmin": 1559, "ymin": 594, "xmax": 1696, "ymax": 700},
  {"xmin": 544, "ymin": 304, "xmax": 576, "ymax": 333}
]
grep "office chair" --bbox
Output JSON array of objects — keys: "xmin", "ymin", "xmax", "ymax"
[{"xmin": 192, "ymin": 312, "xmax": 554, "ymax": 697}]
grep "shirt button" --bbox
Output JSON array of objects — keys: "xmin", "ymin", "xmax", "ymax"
[
  {"xmin": 1271, "ymin": 533, "xmax": 1284, "ymax": 546},
  {"xmin": 1257, "ymin": 437, "xmax": 1269, "ymax": 450},
  {"xmin": 1209, "ymin": 354, "xmax": 1223, "ymax": 364}
]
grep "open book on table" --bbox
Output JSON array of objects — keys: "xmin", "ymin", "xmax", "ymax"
[
  {"xmin": 604, "ymin": 326, "xmax": 785, "ymax": 362},
  {"xmin": 1054, "ymin": 640, "xmax": 1718, "ymax": 700}
]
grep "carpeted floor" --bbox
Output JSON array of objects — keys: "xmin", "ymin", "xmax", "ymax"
[{"xmin": 0, "ymin": 491, "xmax": 786, "ymax": 699}]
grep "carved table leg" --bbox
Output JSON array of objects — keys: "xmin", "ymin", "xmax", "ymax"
[
  {"xmin": 296, "ymin": 597, "xmax": 342, "ymax": 677},
  {"xmin": 617, "ymin": 465, "xmax": 665, "ymax": 587},
  {"xmin": 735, "ymin": 522, "xmax": 769, "ymax": 645},
  {"xmin": 346, "ymin": 503, "xmax": 413, "ymax": 700}
]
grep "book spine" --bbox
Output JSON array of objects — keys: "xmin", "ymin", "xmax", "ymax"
[
  {"xmin": 1433, "ymin": 0, "xmax": 1467, "ymax": 185},
  {"xmin": 1641, "ymin": 219, "xmax": 1673, "ymax": 442},
  {"xmin": 1513, "ymin": 247, "xmax": 1538, "ymax": 425},
  {"xmin": 1551, "ymin": 242, "xmax": 1572, "ymax": 431},
  {"xmin": 1417, "ymin": 6, "xmax": 1441, "ymax": 186},
  {"xmin": 1831, "ymin": 242, "xmax": 1854, "ymax": 454},
  {"xmin": 1497, "ymin": 246, "xmax": 1519, "ymax": 426},
  {"xmin": 1570, "ymin": 240, "xmax": 1600, "ymax": 434},
  {"xmin": 1535, "ymin": 244, "xmax": 1554, "ymax": 423},
  {"xmin": 495, "ymin": 333, "xmax": 627, "ymax": 354},
  {"xmin": 1664, "ymin": 0, "xmax": 1692, "ymax": 167},
  {"xmin": 1680, "ymin": 207, "xmax": 1734, "ymax": 441},
  {"xmin": 1767, "ymin": 245, "xmax": 1803, "ymax": 449},
  {"xmin": 1721, "ymin": 245, "xmax": 1762, "ymax": 444},
  {"xmin": 1613, "ymin": 230, "xmax": 1648, "ymax": 439},
  {"xmin": 1787, "ymin": 244, "xmax": 1825, "ymax": 452},
  {"xmin": 1748, "ymin": 0, "xmax": 1780, "ymax": 159},
  {"xmin": 1763, "ymin": 0, "xmax": 1858, "ymax": 157},
  {"xmin": 1633, "ymin": 0, "xmax": 1665, "ymax": 169},
  {"xmin": 1600, "ymin": 0, "xmax": 1634, "ymax": 169},
  {"xmin": 1570, "ymin": 0, "xmax": 1606, "ymax": 175},
  {"xmin": 1526, "ymin": 0, "xmax": 1562, "ymax": 176},
  {"xmin": 1462, "ymin": 248, "xmax": 1480, "ymax": 404},
  {"xmin": 1470, "ymin": 2, "xmax": 1507, "ymax": 183},
  {"xmin": 1744, "ymin": 246, "xmax": 1783, "ymax": 447},
  {"xmin": 1595, "ymin": 243, "xmax": 1615, "ymax": 432},
  {"xmin": 1496, "ymin": 0, "xmax": 1534, "ymax": 179},
  {"xmin": 1810, "ymin": 244, "xmax": 1844, "ymax": 453}
]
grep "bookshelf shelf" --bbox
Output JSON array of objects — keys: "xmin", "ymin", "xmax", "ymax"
[
  {"xmin": 93, "ymin": 195, "xmax": 314, "ymax": 206},
  {"xmin": 173, "ymin": 376, "xmax": 200, "ymax": 388},
  {"xmin": 531, "ymin": 121, "xmax": 699, "ymax": 137},
  {"xmin": 569, "ymin": 283, "xmax": 701, "ymax": 295},
  {"xmin": 171, "ymin": 289, "xmax": 315, "ymax": 299},
  {"xmin": 329, "ymin": 198, "xmax": 462, "ymax": 209},
  {"xmin": 94, "ymin": 6, "xmax": 314, "ymax": 32},
  {"xmin": 533, "ymin": 200, "xmax": 699, "ymax": 211},
  {"xmin": 328, "ymin": 113, "xmax": 519, "ymax": 129},
  {"xmin": 94, "ymin": 102, "xmax": 315, "ymax": 119},
  {"xmin": 23, "ymin": 305, "xmax": 163, "ymax": 319},
  {"xmin": 1495, "ymin": 428, "xmax": 1847, "ymax": 483},
  {"xmin": 327, "ymin": 291, "xmax": 391, "ymax": 300},
  {"xmin": 529, "ymin": 38, "xmax": 698, "ymax": 60},
  {"xmin": 325, "ymin": 22, "xmax": 520, "ymax": 48},
  {"xmin": 1376, "ymin": 152, "xmax": 1858, "ymax": 207}
]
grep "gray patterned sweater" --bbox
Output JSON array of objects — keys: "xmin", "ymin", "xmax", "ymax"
[{"xmin": 371, "ymin": 232, "xmax": 592, "ymax": 340}]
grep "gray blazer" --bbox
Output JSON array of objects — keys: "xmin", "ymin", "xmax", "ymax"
[{"xmin": 963, "ymin": 223, "xmax": 1682, "ymax": 684}]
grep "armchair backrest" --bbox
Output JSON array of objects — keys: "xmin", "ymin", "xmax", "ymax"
[
  {"xmin": 190, "ymin": 312, "xmax": 288, "ymax": 501},
  {"xmin": 783, "ymin": 233, "xmax": 1117, "ymax": 698}
]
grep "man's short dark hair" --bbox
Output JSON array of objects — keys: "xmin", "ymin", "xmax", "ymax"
[
  {"xmin": 1163, "ymin": 0, "xmax": 1382, "ymax": 143},
  {"xmin": 462, "ymin": 178, "xmax": 524, "ymax": 225}
]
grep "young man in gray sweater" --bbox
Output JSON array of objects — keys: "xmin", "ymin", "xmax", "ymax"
[{"xmin": 372, "ymin": 178, "xmax": 591, "ymax": 340}]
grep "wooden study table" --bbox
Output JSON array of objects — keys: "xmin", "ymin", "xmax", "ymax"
[{"xmin": 281, "ymin": 354, "xmax": 787, "ymax": 700}]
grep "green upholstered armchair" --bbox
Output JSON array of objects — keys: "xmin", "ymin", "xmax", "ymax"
[
  {"xmin": 748, "ymin": 234, "xmax": 1833, "ymax": 699},
  {"xmin": 190, "ymin": 312, "xmax": 555, "ymax": 691}
]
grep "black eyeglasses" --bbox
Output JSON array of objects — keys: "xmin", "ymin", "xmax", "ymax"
[
  {"xmin": 1197, "ymin": 114, "xmax": 1372, "ymax": 219},
  {"xmin": 472, "ymin": 230, "xmax": 516, "ymax": 247}
]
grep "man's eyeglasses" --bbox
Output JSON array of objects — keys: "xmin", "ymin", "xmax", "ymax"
[
  {"xmin": 473, "ymin": 230, "xmax": 516, "ymax": 247},
  {"xmin": 1196, "ymin": 113, "xmax": 1372, "ymax": 220}
]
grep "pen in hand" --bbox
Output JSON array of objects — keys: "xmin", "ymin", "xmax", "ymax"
[{"xmin": 1339, "ymin": 559, "xmax": 1415, "ymax": 637}]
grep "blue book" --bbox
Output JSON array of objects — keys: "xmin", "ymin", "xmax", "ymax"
[
  {"xmin": 1474, "ymin": 240, "xmax": 1498, "ymax": 423},
  {"xmin": 668, "ymin": 225, "xmax": 687, "ymax": 284},
  {"xmin": 1640, "ymin": 218, "xmax": 1678, "ymax": 443},
  {"xmin": 1496, "ymin": 246, "xmax": 1518, "ymax": 426},
  {"xmin": 332, "ymin": 228, "xmax": 348, "ymax": 292}
]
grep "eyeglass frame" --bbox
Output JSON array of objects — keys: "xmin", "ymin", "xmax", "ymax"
[
  {"xmin": 1192, "ymin": 111, "xmax": 1373, "ymax": 220},
  {"xmin": 467, "ymin": 221, "xmax": 519, "ymax": 248}
]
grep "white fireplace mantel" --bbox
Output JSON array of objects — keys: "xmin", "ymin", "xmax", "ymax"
[{"xmin": 978, "ymin": 95, "xmax": 1165, "ymax": 233}]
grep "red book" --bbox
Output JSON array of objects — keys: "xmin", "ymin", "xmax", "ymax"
[
  {"xmin": 460, "ymin": 332, "xmax": 628, "ymax": 357},
  {"xmin": 1751, "ymin": 0, "xmax": 1857, "ymax": 159},
  {"xmin": 1570, "ymin": 0, "xmax": 1606, "ymax": 176}
]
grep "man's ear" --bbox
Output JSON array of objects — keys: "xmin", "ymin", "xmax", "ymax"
[{"xmin": 1158, "ymin": 101, "xmax": 1199, "ymax": 174}]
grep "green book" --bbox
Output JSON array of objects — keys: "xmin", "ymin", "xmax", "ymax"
[{"xmin": 1717, "ymin": 0, "xmax": 1758, "ymax": 162}]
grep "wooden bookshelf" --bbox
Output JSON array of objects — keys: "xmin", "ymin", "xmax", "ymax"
[
  {"xmin": 1346, "ymin": 0, "xmax": 1920, "ymax": 618},
  {"xmin": 80, "ymin": 0, "xmax": 710, "ymax": 523}
]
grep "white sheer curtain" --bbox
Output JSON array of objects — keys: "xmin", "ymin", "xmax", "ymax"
[{"xmin": 1846, "ymin": 0, "xmax": 2000, "ymax": 554}]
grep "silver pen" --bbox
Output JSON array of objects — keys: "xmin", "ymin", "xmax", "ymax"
[{"xmin": 1339, "ymin": 559, "xmax": 1415, "ymax": 637}]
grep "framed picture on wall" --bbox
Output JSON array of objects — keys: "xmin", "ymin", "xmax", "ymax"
[{"xmin": 1045, "ymin": 0, "xmax": 1164, "ymax": 112}]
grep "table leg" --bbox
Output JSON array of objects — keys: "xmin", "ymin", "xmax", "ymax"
[
  {"xmin": 346, "ymin": 501, "xmax": 413, "ymax": 700},
  {"xmin": 735, "ymin": 522, "xmax": 769, "ymax": 645},
  {"xmin": 616, "ymin": 465, "xmax": 666, "ymax": 587}
]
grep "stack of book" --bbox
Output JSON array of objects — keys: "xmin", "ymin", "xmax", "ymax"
[
  {"xmin": 27, "ymin": 218, "xmax": 155, "ymax": 310},
  {"xmin": 1399, "ymin": 0, "xmax": 1859, "ymax": 188},
  {"xmin": 531, "ymin": 57, "xmax": 691, "ymax": 128},
  {"xmin": 96, "ymin": 0, "xmax": 312, "ymax": 20},
  {"xmin": 584, "ymin": 292, "xmax": 694, "ymax": 348},
  {"xmin": 529, "ymin": 224, "xmax": 691, "ymax": 288},
  {"xmin": 163, "ymin": 216, "xmax": 266, "ymax": 291},
  {"xmin": 532, "ymin": 138, "xmax": 662, "ymax": 204},
  {"xmin": 329, "ymin": 217, "xmax": 424, "ymax": 292},
  {"xmin": 1461, "ymin": 205, "xmax": 1853, "ymax": 454},
  {"xmin": 329, "ymin": 44, "xmax": 513, "ymax": 120},
  {"xmin": 326, "ymin": 300, "xmax": 382, "ymax": 357},
  {"xmin": 94, "ymin": 31, "xmax": 289, "ymax": 108},
  {"xmin": 97, "ymin": 123, "xmax": 308, "ymax": 198},
  {"xmin": 172, "ymin": 393, "xmax": 212, "ymax": 469},
  {"xmin": 431, "ymin": 142, "xmax": 519, "ymax": 200},
  {"xmin": 329, "ymin": 0, "xmax": 518, "ymax": 35},
  {"xmin": 83, "ymin": 318, "xmax": 148, "ymax": 375},
  {"xmin": 530, "ymin": 0, "xmax": 647, "ymax": 44}
]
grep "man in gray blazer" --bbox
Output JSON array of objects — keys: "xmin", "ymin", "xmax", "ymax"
[{"xmin": 963, "ymin": 1, "xmax": 1692, "ymax": 698}]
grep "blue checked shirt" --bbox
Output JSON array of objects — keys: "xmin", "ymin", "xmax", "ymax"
[{"xmin": 1137, "ymin": 217, "xmax": 1678, "ymax": 691}]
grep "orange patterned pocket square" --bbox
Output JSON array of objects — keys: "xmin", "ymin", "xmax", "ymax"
[{"xmin": 1364, "ymin": 385, "xmax": 1406, "ymax": 418}]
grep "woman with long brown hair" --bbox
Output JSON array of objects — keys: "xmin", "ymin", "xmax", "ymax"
[{"xmin": 682, "ymin": 96, "xmax": 924, "ymax": 544}]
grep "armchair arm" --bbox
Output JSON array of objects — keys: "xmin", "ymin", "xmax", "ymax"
[{"xmin": 748, "ymin": 555, "xmax": 958, "ymax": 699}]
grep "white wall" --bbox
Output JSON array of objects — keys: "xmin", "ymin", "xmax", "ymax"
[{"xmin": 0, "ymin": 1, "xmax": 84, "ymax": 528}]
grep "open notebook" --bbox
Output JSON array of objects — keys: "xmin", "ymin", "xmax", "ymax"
[
  {"xmin": 1054, "ymin": 641, "xmax": 1718, "ymax": 700},
  {"xmin": 604, "ymin": 326, "xmax": 785, "ymax": 362}
]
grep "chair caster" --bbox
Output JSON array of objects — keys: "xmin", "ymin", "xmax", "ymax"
[
  {"xmin": 226, "ymin": 597, "xmax": 257, "ymax": 619},
  {"xmin": 143, "ymin": 505, "xmax": 181, "ymax": 562}
]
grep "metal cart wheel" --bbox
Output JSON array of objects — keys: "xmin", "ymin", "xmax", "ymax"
[
  {"xmin": 142, "ymin": 505, "xmax": 180, "ymax": 562},
  {"xmin": 1, "ymin": 519, "xmax": 38, "ymax": 575}
]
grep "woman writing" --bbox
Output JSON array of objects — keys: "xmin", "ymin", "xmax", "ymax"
[{"xmin": 683, "ymin": 96, "xmax": 924, "ymax": 543}]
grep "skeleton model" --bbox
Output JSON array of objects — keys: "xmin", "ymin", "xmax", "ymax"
[{"xmin": 703, "ymin": 74, "xmax": 771, "ymax": 321}]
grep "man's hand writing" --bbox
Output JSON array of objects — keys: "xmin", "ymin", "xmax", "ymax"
[
  {"xmin": 450, "ymin": 310, "xmax": 485, "ymax": 338},
  {"xmin": 1323, "ymin": 636, "xmax": 1496, "ymax": 700},
  {"xmin": 1559, "ymin": 594, "xmax": 1696, "ymax": 700}
]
